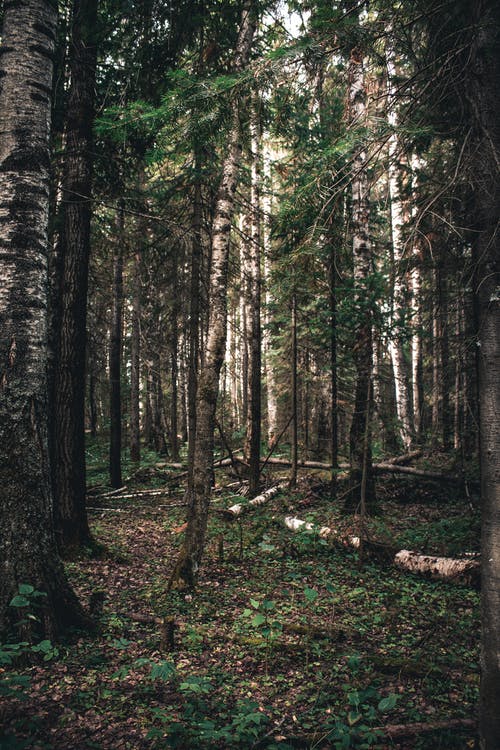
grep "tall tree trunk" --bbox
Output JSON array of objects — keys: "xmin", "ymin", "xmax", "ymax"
[
  {"xmin": 246, "ymin": 91, "xmax": 262, "ymax": 496},
  {"xmin": 346, "ymin": 46, "xmax": 376, "ymax": 511},
  {"xmin": 170, "ymin": 253, "xmax": 180, "ymax": 462},
  {"xmin": 187, "ymin": 161, "xmax": 203, "ymax": 486},
  {"xmin": 262, "ymin": 145, "xmax": 278, "ymax": 448},
  {"xmin": 109, "ymin": 210, "xmax": 124, "ymax": 488},
  {"xmin": 0, "ymin": 0, "xmax": 90, "ymax": 637},
  {"xmin": 51, "ymin": 0, "xmax": 98, "ymax": 554},
  {"xmin": 386, "ymin": 44, "xmax": 412, "ymax": 451},
  {"xmin": 170, "ymin": 3, "xmax": 256, "ymax": 589},
  {"xmin": 329, "ymin": 242, "xmax": 339, "ymax": 494},
  {"xmin": 409, "ymin": 218, "xmax": 423, "ymax": 440},
  {"xmin": 290, "ymin": 293, "xmax": 298, "ymax": 489},
  {"xmin": 129, "ymin": 245, "xmax": 141, "ymax": 463},
  {"xmin": 431, "ymin": 264, "xmax": 441, "ymax": 443},
  {"xmin": 467, "ymin": 3, "xmax": 500, "ymax": 747}
]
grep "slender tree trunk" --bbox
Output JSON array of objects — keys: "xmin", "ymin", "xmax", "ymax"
[
  {"xmin": 410, "ymin": 251, "xmax": 423, "ymax": 439},
  {"xmin": 467, "ymin": 3, "xmax": 500, "ymax": 747},
  {"xmin": 290, "ymin": 293, "xmax": 298, "ymax": 489},
  {"xmin": 109, "ymin": 209, "xmax": 124, "ymax": 488},
  {"xmin": 170, "ymin": 254, "xmax": 180, "ymax": 461},
  {"xmin": 239, "ymin": 225, "xmax": 249, "ymax": 430},
  {"xmin": 0, "ymin": 0, "xmax": 90, "ymax": 637},
  {"xmin": 346, "ymin": 47, "xmax": 376, "ymax": 511},
  {"xmin": 129, "ymin": 246, "xmax": 141, "ymax": 463},
  {"xmin": 262, "ymin": 146, "xmax": 279, "ymax": 448},
  {"xmin": 170, "ymin": 3, "xmax": 256, "ymax": 589},
  {"xmin": 329, "ymin": 242, "xmax": 338, "ymax": 494},
  {"xmin": 246, "ymin": 91, "xmax": 262, "ymax": 496},
  {"xmin": 386, "ymin": 48, "xmax": 412, "ymax": 450},
  {"xmin": 187, "ymin": 159, "xmax": 203, "ymax": 485},
  {"xmin": 431, "ymin": 265, "xmax": 441, "ymax": 443}
]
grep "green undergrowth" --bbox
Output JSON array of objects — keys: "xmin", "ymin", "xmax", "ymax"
[{"xmin": 1, "ymin": 464, "xmax": 480, "ymax": 749}]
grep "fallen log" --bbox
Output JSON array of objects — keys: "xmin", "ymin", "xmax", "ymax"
[
  {"xmin": 284, "ymin": 515, "xmax": 479, "ymax": 584},
  {"xmin": 284, "ymin": 516, "xmax": 360, "ymax": 547},
  {"xmin": 371, "ymin": 463, "xmax": 467, "ymax": 483},
  {"xmin": 263, "ymin": 455, "xmax": 468, "ymax": 485},
  {"xmin": 87, "ymin": 485, "xmax": 128, "ymax": 499},
  {"xmin": 394, "ymin": 549, "xmax": 480, "ymax": 583},
  {"xmin": 264, "ymin": 457, "xmax": 333, "ymax": 470},
  {"xmin": 223, "ymin": 482, "xmax": 287, "ymax": 518},
  {"xmin": 377, "ymin": 717, "xmax": 476, "ymax": 740},
  {"xmin": 385, "ymin": 449, "xmax": 423, "ymax": 465},
  {"xmin": 268, "ymin": 717, "xmax": 476, "ymax": 748}
]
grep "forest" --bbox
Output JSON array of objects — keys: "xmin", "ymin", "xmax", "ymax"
[{"xmin": 0, "ymin": 0, "xmax": 499, "ymax": 748}]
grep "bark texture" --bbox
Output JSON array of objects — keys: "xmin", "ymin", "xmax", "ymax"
[
  {"xmin": 386, "ymin": 42, "xmax": 412, "ymax": 450},
  {"xmin": 468, "ymin": 2, "xmax": 500, "ymax": 746},
  {"xmin": 170, "ymin": 3, "xmax": 256, "ymax": 589},
  {"xmin": 51, "ymin": 0, "xmax": 97, "ymax": 554},
  {"xmin": 347, "ymin": 47, "xmax": 376, "ymax": 510},
  {"xmin": 109, "ymin": 211, "xmax": 124, "ymax": 488},
  {"xmin": 246, "ymin": 91, "xmax": 262, "ymax": 497},
  {"xmin": 0, "ymin": 0, "xmax": 90, "ymax": 637}
]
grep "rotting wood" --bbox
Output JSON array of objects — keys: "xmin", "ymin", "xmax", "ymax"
[{"xmin": 284, "ymin": 515, "xmax": 479, "ymax": 584}]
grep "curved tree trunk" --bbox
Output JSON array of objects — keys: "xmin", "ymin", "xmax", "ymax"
[
  {"xmin": 0, "ymin": 0, "xmax": 90, "ymax": 637},
  {"xmin": 51, "ymin": 0, "xmax": 98, "ymax": 555},
  {"xmin": 169, "ymin": 2, "xmax": 256, "ymax": 589}
]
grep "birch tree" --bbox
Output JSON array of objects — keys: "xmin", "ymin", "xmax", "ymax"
[
  {"xmin": 386, "ymin": 40, "xmax": 412, "ymax": 450},
  {"xmin": 0, "ymin": 0, "xmax": 90, "ymax": 636}
]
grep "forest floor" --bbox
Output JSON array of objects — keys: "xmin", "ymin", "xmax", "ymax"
[{"xmin": 1, "ymin": 448, "xmax": 481, "ymax": 750}]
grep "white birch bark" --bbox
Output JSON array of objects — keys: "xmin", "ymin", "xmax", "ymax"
[
  {"xmin": 386, "ymin": 44, "xmax": 412, "ymax": 450},
  {"xmin": 262, "ymin": 140, "xmax": 278, "ymax": 446},
  {"xmin": 0, "ymin": 0, "xmax": 89, "ymax": 635}
]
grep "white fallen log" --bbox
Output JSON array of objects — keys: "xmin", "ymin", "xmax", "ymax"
[
  {"xmin": 394, "ymin": 549, "xmax": 480, "ymax": 581},
  {"xmin": 224, "ymin": 483, "xmax": 287, "ymax": 518},
  {"xmin": 284, "ymin": 516, "xmax": 360, "ymax": 547},
  {"xmin": 284, "ymin": 515, "xmax": 479, "ymax": 584}
]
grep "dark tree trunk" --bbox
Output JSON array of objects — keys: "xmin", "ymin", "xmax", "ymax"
[
  {"xmin": 467, "ymin": 3, "xmax": 500, "ymax": 747},
  {"xmin": 109, "ymin": 210, "xmax": 124, "ymax": 488},
  {"xmin": 129, "ymin": 246, "xmax": 141, "ymax": 463},
  {"xmin": 51, "ymin": 0, "xmax": 97, "ymax": 555},
  {"xmin": 169, "ymin": 251, "xmax": 180, "ymax": 462},
  {"xmin": 329, "ymin": 243, "xmax": 338, "ymax": 495},
  {"xmin": 290, "ymin": 293, "xmax": 298, "ymax": 489},
  {"xmin": 187, "ymin": 161, "xmax": 203, "ymax": 485},
  {"xmin": 346, "ymin": 46, "xmax": 376, "ymax": 512},
  {"xmin": 0, "ymin": 0, "xmax": 90, "ymax": 637}
]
